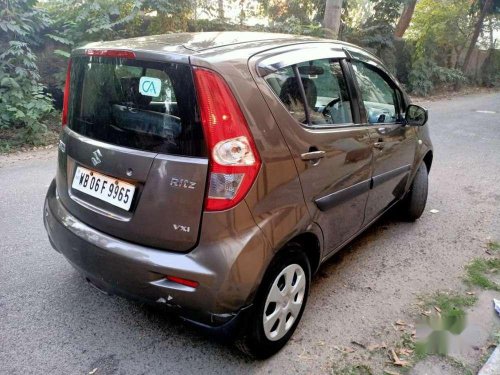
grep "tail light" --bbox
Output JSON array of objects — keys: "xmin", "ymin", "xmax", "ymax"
[
  {"xmin": 61, "ymin": 59, "xmax": 72, "ymax": 127},
  {"xmin": 193, "ymin": 67, "xmax": 261, "ymax": 211}
]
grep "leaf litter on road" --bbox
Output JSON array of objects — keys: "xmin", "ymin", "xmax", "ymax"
[{"xmin": 389, "ymin": 349, "xmax": 410, "ymax": 367}]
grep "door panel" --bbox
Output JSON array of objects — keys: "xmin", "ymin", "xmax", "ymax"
[
  {"xmin": 365, "ymin": 124, "xmax": 416, "ymax": 222},
  {"xmin": 255, "ymin": 57, "xmax": 373, "ymax": 255},
  {"xmin": 350, "ymin": 60, "xmax": 417, "ymax": 223},
  {"xmin": 282, "ymin": 128, "xmax": 373, "ymax": 254}
]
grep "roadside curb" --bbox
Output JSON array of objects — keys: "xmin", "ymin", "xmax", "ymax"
[{"xmin": 478, "ymin": 346, "xmax": 500, "ymax": 375}]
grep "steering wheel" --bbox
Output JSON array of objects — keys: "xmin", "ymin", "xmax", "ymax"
[{"xmin": 322, "ymin": 98, "xmax": 341, "ymax": 117}]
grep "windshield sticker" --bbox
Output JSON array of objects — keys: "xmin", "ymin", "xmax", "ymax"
[{"xmin": 139, "ymin": 76, "xmax": 162, "ymax": 97}]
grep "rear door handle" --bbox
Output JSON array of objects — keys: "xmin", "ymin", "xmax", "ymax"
[
  {"xmin": 301, "ymin": 150, "xmax": 326, "ymax": 161},
  {"xmin": 373, "ymin": 142, "xmax": 385, "ymax": 150}
]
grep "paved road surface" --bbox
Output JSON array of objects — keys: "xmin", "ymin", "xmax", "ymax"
[{"xmin": 1, "ymin": 92, "xmax": 499, "ymax": 374}]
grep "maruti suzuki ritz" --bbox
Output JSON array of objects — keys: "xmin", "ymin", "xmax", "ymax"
[{"xmin": 43, "ymin": 32, "xmax": 433, "ymax": 358}]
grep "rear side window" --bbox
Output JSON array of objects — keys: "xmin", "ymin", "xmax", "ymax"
[
  {"xmin": 265, "ymin": 66, "xmax": 307, "ymax": 123},
  {"xmin": 68, "ymin": 56, "xmax": 206, "ymax": 156},
  {"xmin": 265, "ymin": 59, "xmax": 353, "ymax": 126}
]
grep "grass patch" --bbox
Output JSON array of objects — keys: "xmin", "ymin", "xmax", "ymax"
[
  {"xmin": 397, "ymin": 331, "xmax": 428, "ymax": 363},
  {"xmin": 415, "ymin": 291, "xmax": 478, "ymax": 358},
  {"xmin": 332, "ymin": 364, "xmax": 373, "ymax": 375},
  {"xmin": 444, "ymin": 357, "xmax": 474, "ymax": 375},
  {"xmin": 420, "ymin": 291, "xmax": 478, "ymax": 313},
  {"xmin": 487, "ymin": 241, "xmax": 500, "ymax": 252},
  {"xmin": 465, "ymin": 258, "xmax": 500, "ymax": 291},
  {"xmin": 399, "ymin": 332, "xmax": 415, "ymax": 350}
]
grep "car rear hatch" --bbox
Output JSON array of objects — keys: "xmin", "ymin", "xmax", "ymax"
[{"xmin": 56, "ymin": 50, "xmax": 208, "ymax": 252}]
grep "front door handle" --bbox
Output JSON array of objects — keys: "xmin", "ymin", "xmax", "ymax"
[
  {"xmin": 301, "ymin": 150, "xmax": 326, "ymax": 161},
  {"xmin": 373, "ymin": 142, "xmax": 385, "ymax": 150}
]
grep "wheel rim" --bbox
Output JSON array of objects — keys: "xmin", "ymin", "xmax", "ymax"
[{"xmin": 262, "ymin": 263, "xmax": 306, "ymax": 341}]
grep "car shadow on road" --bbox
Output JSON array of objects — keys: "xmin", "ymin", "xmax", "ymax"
[{"xmin": 312, "ymin": 209, "xmax": 401, "ymax": 284}]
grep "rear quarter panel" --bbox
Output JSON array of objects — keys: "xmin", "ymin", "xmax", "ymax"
[{"xmin": 190, "ymin": 52, "xmax": 319, "ymax": 271}]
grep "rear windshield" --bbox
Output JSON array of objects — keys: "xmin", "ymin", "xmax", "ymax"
[{"xmin": 68, "ymin": 56, "xmax": 206, "ymax": 156}]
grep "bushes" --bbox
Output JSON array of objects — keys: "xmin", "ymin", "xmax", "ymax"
[
  {"xmin": 479, "ymin": 49, "xmax": 500, "ymax": 87},
  {"xmin": 408, "ymin": 60, "xmax": 467, "ymax": 96},
  {"xmin": 0, "ymin": 0, "xmax": 54, "ymax": 146}
]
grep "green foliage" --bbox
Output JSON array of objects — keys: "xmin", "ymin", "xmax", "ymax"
[
  {"xmin": 480, "ymin": 50, "xmax": 500, "ymax": 87},
  {"xmin": 488, "ymin": 241, "xmax": 500, "ymax": 252},
  {"xmin": 257, "ymin": 0, "xmax": 325, "ymax": 24},
  {"xmin": 1, "ymin": 0, "xmax": 496, "ymax": 151},
  {"xmin": 421, "ymin": 291, "xmax": 478, "ymax": 312},
  {"xmin": 408, "ymin": 60, "xmax": 467, "ymax": 96},
  {"xmin": 263, "ymin": 16, "xmax": 324, "ymax": 36},
  {"xmin": 41, "ymin": 0, "xmax": 195, "ymax": 52},
  {"xmin": 0, "ymin": 0, "xmax": 54, "ymax": 144},
  {"xmin": 465, "ymin": 257, "xmax": 500, "ymax": 291},
  {"xmin": 407, "ymin": 0, "xmax": 472, "ymax": 67},
  {"xmin": 343, "ymin": 0, "xmax": 404, "ymax": 72}
]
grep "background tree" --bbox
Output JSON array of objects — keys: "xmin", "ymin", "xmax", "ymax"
[
  {"xmin": 343, "ymin": 0, "xmax": 403, "ymax": 71},
  {"xmin": 323, "ymin": 0, "xmax": 343, "ymax": 38},
  {"xmin": 218, "ymin": 0, "xmax": 225, "ymax": 20},
  {"xmin": 406, "ymin": 0, "xmax": 471, "ymax": 95},
  {"xmin": 1, "ymin": 0, "xmax": 499, "ymax": 149},
  {"xmin": 462, "ymin": 0, "xmax": 500, "ymax": 72},
  {"xmin": 394, "ymin": 0, "xmax": 417, "ymax": 38}
]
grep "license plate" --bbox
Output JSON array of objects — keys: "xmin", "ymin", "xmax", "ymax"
[{"xmin": 72, "ymin": 166, "xmax": 135, "ymax": 211}]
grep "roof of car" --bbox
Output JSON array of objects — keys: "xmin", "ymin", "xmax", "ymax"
[
  {"xmin": 78, "ymin": 31, "xmax": 385, "ymax": 71},
  {"xmin": 82, "ymin": 32, "xmax": 313, "ymax": 53}
]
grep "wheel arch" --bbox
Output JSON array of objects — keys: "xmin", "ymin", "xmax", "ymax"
[
  {"xmin": 272, "ymin": 232, "xmax": 322, "ymax": 276},
  {"xmin": 423, "ymin": 150, "xmax": 433, "ymax": 173}
]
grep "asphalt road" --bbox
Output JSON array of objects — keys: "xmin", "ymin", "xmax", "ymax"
[{"xmin": 1, "ymin": 92, "xmax": 499, "ymax": 374}]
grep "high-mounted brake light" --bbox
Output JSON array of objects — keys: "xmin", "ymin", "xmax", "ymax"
[
  {"xmin": 61, "ymin": 59, "xmax": 72, "ymax": 127},
  {"xmin": 85, "ymin": 49, "xmax": 136, "ymax": 59},
  {"xmin": 193, "ymin": 67, "xmax": 261, "ymax": 211}
]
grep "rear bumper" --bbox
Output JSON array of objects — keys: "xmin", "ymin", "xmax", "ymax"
[{"xmin": 43, "ymin": 179, "xmax": 262, "ymax": 329}]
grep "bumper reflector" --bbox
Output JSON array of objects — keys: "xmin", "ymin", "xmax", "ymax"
[{"xmin": 166, "ymin": 275, "xmax": 199, "ymax": 288}]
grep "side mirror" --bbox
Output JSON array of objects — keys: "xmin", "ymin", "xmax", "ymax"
[{"xmin": 405, "ymin": 104, "xmax": 428, "ymax": 126}]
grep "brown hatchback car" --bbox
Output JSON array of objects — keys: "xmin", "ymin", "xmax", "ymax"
[{"xmin": 43, "ymin": 32, "xmax": 433, "ymax": 358}]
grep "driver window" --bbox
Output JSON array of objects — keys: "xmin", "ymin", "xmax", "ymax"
[
  {"xmin": 351, "ymin": 61, "xmax": 400, "ymax": 124},
  {"xmin": 265, "ymin": 59, "xmax": 353, "ymax": 126}
]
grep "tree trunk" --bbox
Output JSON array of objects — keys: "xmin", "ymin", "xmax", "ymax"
[
  {"xmin": 394, "ymin": 0, "xmax": 418, "ymax": 39},
  {"xmin": 218, "ymin": 0, "xmax": 224, "ymax": 20},
  {"xmin": 488, "ymin": 17, "xmax": 495, "ymax": 49},
  {"xmin": 323, "ymin": 0, "xmax": 343, "ymax": 39},
  {"xmin": 463, "ymin": 0, "xmax": 493, "ymax": 73}
]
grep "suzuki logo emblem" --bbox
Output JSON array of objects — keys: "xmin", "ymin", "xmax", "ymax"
[{"xmin": 91, "ymin": 149, "xmax": 102, "ymax": 166}]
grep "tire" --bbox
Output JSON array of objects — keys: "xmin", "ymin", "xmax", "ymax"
[
  {"xmin": 399, "ymin": 163, "xmax": 428, "ymax": 221},
  {"xmin": 235, "ymin": 244, "xmax": 311, "ymax": 359}
]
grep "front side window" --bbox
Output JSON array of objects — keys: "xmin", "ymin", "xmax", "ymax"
[
  {"xmin": 265, "ymin": 59, "xmax": 353, "ymax": 126},
  {"xmin": 352, "ymin": 61, "xmax": 400, "ymax": 124}
]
